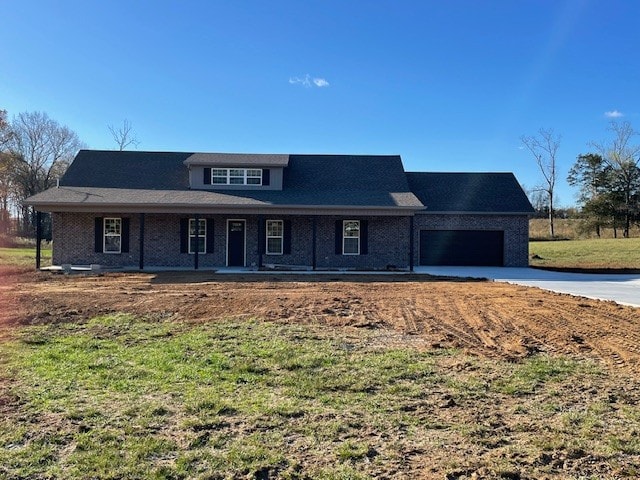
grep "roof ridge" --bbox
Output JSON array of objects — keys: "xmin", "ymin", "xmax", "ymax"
[
  {"xmin": 78, "ymin": 149, "xmax": 195, "ymax": 155},
  {"xmin": 406, "ymin": 171, "xmax": 514, "ymax": 175},
  {"xmin": 77, "ymin": 149, "xmax": 402, "ymax": 158}
]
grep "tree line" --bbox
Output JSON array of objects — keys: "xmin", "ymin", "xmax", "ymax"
[
  {"xmin": 1, "ymin": 109, "xmax": 138, "ymax": 241},
  {"xmin": 523, "ymin": 121, "xmax": 640, "ymax": 238},
  {"xmin": 0, "ymin": 110, "xmax": 84, "ymax": 239}
]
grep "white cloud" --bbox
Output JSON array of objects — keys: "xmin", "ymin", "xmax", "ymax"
[
  {"xmin": 605, "ymin": 110, "xmax": 624, "ymax": 118},
  {"xmin": 289, "ymin": 74, "xmax": 329, "ymax": 88},
  {"xmin": 288, "ymin": 76, "xmax": 308, "ymax": 86}
]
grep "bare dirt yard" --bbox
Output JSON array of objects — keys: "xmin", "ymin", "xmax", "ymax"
[
  {"xmin": 2, "ymin": 267, "xmax": 640, "ymax": 479},
  {"xmin": 3, "ymin": 267, "xmax": 639, "ymax": 371}
]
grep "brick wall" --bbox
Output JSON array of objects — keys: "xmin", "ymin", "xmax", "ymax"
[
  {"xmin": 51, "ymin": 212, "xmax": 412, "ymax": 270},
  {"xmin": 314, "ymin": 216, "xmax": 411, "ymax": 270},
  {"xmin": 52, "ymin": 212, "xmax": 140, "ymax": 267}
]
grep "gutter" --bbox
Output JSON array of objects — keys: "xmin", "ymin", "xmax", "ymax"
[
  {"xmin": 25, "ymin": 202, "xmax": 424, "ymax": 216},
  {"xmin": 416, "ymin": 210, "xmax": 536, "ymax": 216}
]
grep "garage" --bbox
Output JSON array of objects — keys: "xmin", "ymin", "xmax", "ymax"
[{"xmin": 419, "ymin": 230, "xmax": 504, "ymax": 266}]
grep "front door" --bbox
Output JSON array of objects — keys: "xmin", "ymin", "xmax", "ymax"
[{"xmin": 227, "ymin": 220, "xmax": 246, "ymax": 266}]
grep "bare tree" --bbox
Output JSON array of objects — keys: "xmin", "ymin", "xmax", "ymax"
[
  {"xmin": 0, "ymin": 110, "xmax": 16, "ymax": 234},
  {"xmin": 0, "ymin": 109, "xmax": 13, "ymax": 148},
  {"xmin": 108, "ymin": 119, "xmax": 139, "ymax": 150},
  {"xmin": 0, "ymin": 152, "xmax": 17, "ymax": 234},
  {"xmin": 523, "ymin": 185, "xmax": 547, "ymax": 217},
  {"xmin": 7, "ymin": 111, "xmax": 84, "ymax": 234},
  {"xmin": 591, "ymin": 121, "xmax": 640, "ymax": 238},
  {"xmin": 521, "ymin": 128, "xmax": 561, "ymax": 238}
]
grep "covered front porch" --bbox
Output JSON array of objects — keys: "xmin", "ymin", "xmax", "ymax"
[{"xmin": 36, "ymin": 212, "xmax": 415, "ymax": 272}]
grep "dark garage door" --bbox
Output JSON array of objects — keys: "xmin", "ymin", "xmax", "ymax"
[{"xmin": 419, "ymin": 230, "xmax": 504, "ymax": 266}]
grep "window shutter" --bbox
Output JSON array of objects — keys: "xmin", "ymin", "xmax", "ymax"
[
  {"xmin": 121, "ymin": 218, "xmax": 130, "ymax": 253},
  {"xmin": 206, "ymin": 219, "xmax": 215, "ymax": 254},
  {"xmin": 180, "ymin": 218, "xmax": 188, "ymax": 253},
  {"xmin": 360, "ymin": 220, "xmax": 368, "ymax": 255},
  {"xmin": 94, "ymin": 217, "xmax": 104, "ymax": 253},
  {"xmin": 262, "ymin": 169, "xmax": 270, "ymax": 186},
  {"xmin": 335, "ymin": 220, "xmax": 342, "ymax": 255},
  {"xmin": 203, "ymin": 167, "xmax": 212, "ymax": 185},
  {"xmin": 283, "ymin": 220, "xmax": 292, "ymax": 254}
]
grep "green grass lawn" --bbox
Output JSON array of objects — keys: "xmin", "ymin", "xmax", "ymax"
[
  {"xmin": 2, "ymin": 314, "xmax": 638, "ymax": 478},
  {"xmin": 0, "ymin": 246, "xmax": 51, "ymax": 267},
  {"xmin": 529, "ymin": 237, "xmax": 640, "ymax": 269}
]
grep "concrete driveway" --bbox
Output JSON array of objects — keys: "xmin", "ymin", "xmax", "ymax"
[{"xmin": 415, "ymin": 266, "xmax": 640, "ymax": 308}]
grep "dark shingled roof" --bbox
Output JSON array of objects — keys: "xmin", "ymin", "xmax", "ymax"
[
  {"xmin": 406, "ymin": 172, "xmax": 534, "ymax": 214},
  {"xmin": 269, "ymin": 154, "xmax": 421, "ymax": 206},
  {"xmin": 35, "ymin": 150, "xmax": 422, "ymax": 209},
  {"xmin": 61, "ymin": 150, "xmax": 191, "ymax": 190},
  {"xmin": 32, "ymin": 151, "xmax": 533, "ymax": 214}
]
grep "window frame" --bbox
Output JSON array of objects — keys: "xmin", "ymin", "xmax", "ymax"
[
  {"xmin": 188, "ymin": 218, "xmax": 207, "ymax": 254},
  {"xmin": 211, "ymin": 168, "xmax": 262, "ymax": 186},
  {"xmin": 342, "ymin": 220, "xmax": 360, "ymax": 255},
  {"xmin": 212, "ymin": 168, "xmax": 229, "ymax": 185},
  {"xmin": 265, "ymin": 220, "xmax": 284, "ymax": 255},
  {"xmin": 103, "ymin": 217, "xmax": 122, "ymax": 254}
]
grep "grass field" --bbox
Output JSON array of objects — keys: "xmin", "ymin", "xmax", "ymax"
[
  {"xmin": 529, "ymin": 218, "xmax": 640, "ymax": 240},
  {"xmin": 3, "ymin": 314, "xmax": 639, "ymax": 479},
  {"xmin": 529, "ymin": 219, "xmax": 640, "ymax": 269},
  {"xmin": 0, "ymin": 246, "xmax": 51, "ymax": 267},
  {"xmin": 529, "ymin": 237, "xmax": 640, "ymax": 269}
]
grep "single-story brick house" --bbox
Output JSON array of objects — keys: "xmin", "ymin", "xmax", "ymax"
[{"xmin": 26, "ymin": 150, "xmax": 534, "ymax": 270}]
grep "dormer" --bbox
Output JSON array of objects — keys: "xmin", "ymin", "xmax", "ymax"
[{"xmin": 184, "ymin": 153, "xmax": 289, "ymax": 191}]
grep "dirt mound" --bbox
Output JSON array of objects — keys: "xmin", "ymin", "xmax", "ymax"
[{"xmin": 2, "ymin": 268, "xmax": 639, "ymax": 371}]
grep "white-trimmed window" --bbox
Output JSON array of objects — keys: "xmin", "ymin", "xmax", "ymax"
[
  {"xmin": 212, "ymin": 168, "xmax": 228, "ymax": 184},
  {"xmin": 211, "ymin": 168, "xmax": 262, "ymax": 185},
  {"xmin": 104, "ymin": 218, "xmax": 122, "ymax": 253},
  {"xmin": 245, "ymin": 169, "xmax": 262, "ymax": 185},
  {"xmin": 343, "ymin": 220, "xmax": 360, "ymax": 255},
  {"xmin": 189, "ymin": 218, "xmax": 206, "ymax": 254},
  {"xmin": 266, "ymin": 220, "xmax": 283, "ymax": 255}
]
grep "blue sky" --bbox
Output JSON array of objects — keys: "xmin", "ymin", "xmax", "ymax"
[{"xmin": 2, "ymin": 0, "xmax": 639, "ymax": 206}]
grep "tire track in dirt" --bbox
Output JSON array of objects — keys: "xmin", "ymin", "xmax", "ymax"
[
  {"xmin": 532, "ymin": 300, "xmax": 640, "ymax": 369},
  {"xmin": 4, "ymin": 271, "xmax": 640, "ymax": 372},
  {"xmin": 420, "ymin": 294, "xmax": 495, "ymax": 354},
  {"xmin": 482, "ymin": 291, "xmax": 638, "ymax": 369}
]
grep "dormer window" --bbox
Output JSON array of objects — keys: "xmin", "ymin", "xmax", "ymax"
[{"xmin": 211, "ymin": 168, "xmax": 262, "ymax": 186}]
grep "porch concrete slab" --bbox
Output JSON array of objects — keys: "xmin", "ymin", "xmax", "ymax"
[
  {"xmin": 415, "ymin": 266, "xmax": 640, "ymax": 308},
  {"xmin": 41, "ymin": 265, "xmax": 412, "ymax": 275},
  {"xmin": 208, "ymin": 268, "xmax": 412, "ymax": 275}
]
